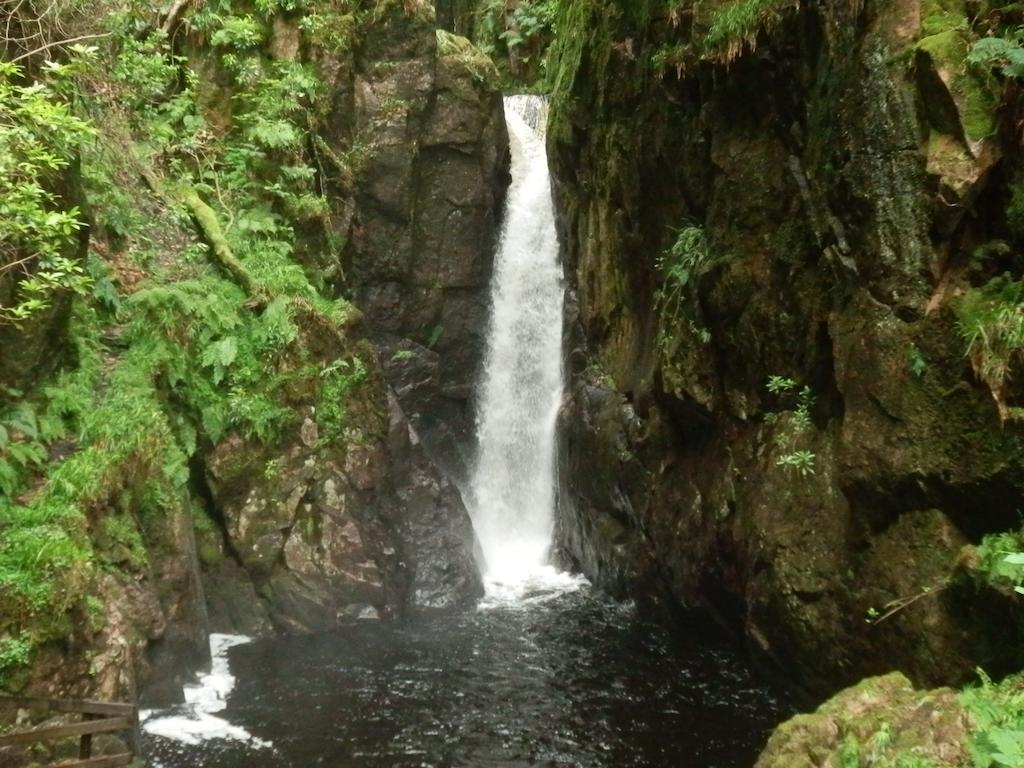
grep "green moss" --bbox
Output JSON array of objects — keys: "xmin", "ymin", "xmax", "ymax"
[
  {"xmin": 0, "ymin": 0, "xmax": 372, "ymax": 679},
  {"xmin": 838, "ymin": 732, "xmax": 861, "ymax": 768},
  {"xmin": 916, "ymin": 25, "xmax": 999, "ymax": 142},
  {"xmin": 921, "ymin": 0, "xmax": 966, "ymax": 37},
  {"xmin": 760, "ymin": 673, "xmax": 970, "ymax": 767},
  {"xmin": 437, "ymin": 29, "xmax": 499, "ymax": 84},
  {"xmin": 99, "ymin": 515, "xmax": 150, "ymax": 571},
  {"xmin": 961, "ymin": 76, "xmax": 999, "ymax": 141},
  {"xmin": 955, "ymin": 275, "xmax": 1024, "ymax": 419},
  {"xmin": 0, "ymin": 633, "xmax": 32, "ymax": 686}
]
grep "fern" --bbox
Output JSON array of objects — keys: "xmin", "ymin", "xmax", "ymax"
[
  {"xmin": 956, "ymin": 276, "xmax": 1024, "ymax": 421},
  {"xmin": 962, "ymin": 672, "xmax": 1024, "ymax": 768},
  {"xmin": 968, "ymin": 32, "xmax": 1024, "ymax": 79},
  {"xmin": 200, "ymin": 336, "xmax": 240, "ymax": 384},
  {"xmin": 703, "ymin": 0, "xmax": 793, "ymax": 63}
]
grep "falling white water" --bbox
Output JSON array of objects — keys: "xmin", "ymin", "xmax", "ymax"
[{"xmin": 468, "ymin": 95, "xmax": 565, "ymax": 592}]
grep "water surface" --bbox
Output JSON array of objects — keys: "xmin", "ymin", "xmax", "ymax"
[{"xmin": 144, "ymin": 578, "xmax": 789, "ymax": 768}]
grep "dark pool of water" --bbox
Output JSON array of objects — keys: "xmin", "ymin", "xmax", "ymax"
[{"xmin": 144, "ymin": 583, "xmax": 790, "ymax": 768}]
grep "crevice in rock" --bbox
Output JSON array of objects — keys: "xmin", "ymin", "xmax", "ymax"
[
  {"xmin": 188, "ymin": 452, "xmax": 247, "ymax": 571},
  {"xmin": 845, "ymin": 468, "xmax": 1024, "ymax": 541}
]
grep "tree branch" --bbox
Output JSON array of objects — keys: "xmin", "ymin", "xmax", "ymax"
[
  {"xmin": 139, "ymin": 166, "xmax": 261, "ymax": 299},
  {"xmin": 178, "ymin": 186, "xmax": 261, "ymax": 299},
  {"xmin": 10, "ymin": 32, "xmax": 111, "ymax": 63},
  {"xmin": 161, "ymin": 0, "xmax": 200, "ymax": 36}
]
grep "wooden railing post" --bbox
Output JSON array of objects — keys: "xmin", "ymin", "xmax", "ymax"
[
  {"xmin": 79, "ymin": 713, "xmax": 98, "ymax": 759},
  {"xmin": 0, "ymin": 695, "xmax": 138, "ymax": 767}
]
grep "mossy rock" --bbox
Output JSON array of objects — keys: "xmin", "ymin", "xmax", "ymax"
[
  {"xmin": 915, "ymin": 24, "xmax": 999, "ymax": 143},
  {"xmin": 756, "ymin": 673, "xmax": 970, "ymax": 767}
]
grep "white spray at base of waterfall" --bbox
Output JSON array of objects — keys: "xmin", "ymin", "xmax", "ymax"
[{"xmin": 467, "ymin": 95, "xmax": 570, "ymax": 596}]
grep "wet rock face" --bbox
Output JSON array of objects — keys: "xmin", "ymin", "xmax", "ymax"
[
  {"xmin": 202, "ymin": 320, "xmax": 482, "ymax": 635},
  {"xmin": 17, "ymin": 499, "xmax": 211, "ymax": 708},
  {"xmin": 549, "ymin": 0, "xmax": 1024, "ymax": 695},
  {"xmin": 343, "ymin": 14, "xmax": 510, "ymax": 484},
  {"xmin": 386, "ymin": 393, "xmax": 483, "ymax": 610},
  {"xmin": 207, "ymin": 426, "xmax": 394, "ymax": 632}
]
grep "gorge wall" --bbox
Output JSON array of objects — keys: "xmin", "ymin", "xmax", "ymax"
[
  {"xmin": 6, "ymin": 0, "xmax": 1024, "ymax": 763},
  {"xmin": 547, "ymin": 0, "xmax": 1024, "ymax": 697},
  {"xmin": 0, "ymin": 0, "xmax": 507, "ymax": 707}
]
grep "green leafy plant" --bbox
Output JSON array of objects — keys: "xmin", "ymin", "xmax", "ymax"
[
  {"xmin": 765, "ymin": 376, "xmax": 817, "ymax": 476},
  {"xmin": 975, "ymin": 531, "xmax": 1024, "ymax": 593},
  {"xmin": 0, "ymin": 58, "xmax": 95, "ymax": 323},
  {"xmin": 501, "ymin": 0, "xmax": 557, "ymax": 51},
  {"xmin": 962, "ymin": 670, "xmax": 1024, "ymax": 768},
  {"xmin": 703, "ymin": 0, "xmax": 793, "ymax": 63},
  {"xmin": 0, "ymin": 402, "xmax": 49, "ymax": 498},
  {"xmin": 318, "ymin": 357, "xmax": 368, "ymax": 441},
  {"xmin": 651, "ymin": 42, "xmax": 689, "ymax": 78},
  {"xmin": 968, "ymin": 29, "xmax": 1024, "ymax": 79},
  {"xmin": 955, "ymin": 276, "xmax": 1024, "ymax": 421},
  {"xmin": 654, "ymin": 224, "xmax": 717, "ymax": 395},
  {"xmin": 908, "ymin": 344, "xmax": 928, "ymax": 378},
  {"xmin": 426, "ymin": 324, "xmax": 445, "ymax": 349},
  {"xmin": 776, "ymin": 449, "xmax": 816, "ymax": 476},
  {"xmin": 838, "ymin": 732, "xmax": 861, "ymax": 768},
  {"xmin": 0, "ymin": 0, "xmax": 375, "ymax": 678},
  {"xmin": 211, "ymin": 14, "xmax": 264, "ymax": 50},
  {"xmin": 475, "ymin": 0, "xmax": 558, "ymax": 87},
  {"xmin": 656, "ymin": 225, "xmax": 713, "ymax": 339},
  {"xmin": 0, "ymin": 633, "xmax": 32, "ymax": 685}
]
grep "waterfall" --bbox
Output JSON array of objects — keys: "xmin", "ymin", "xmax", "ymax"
[{"xmin": 468, "ymin": 95, "xmax": 564, "ymax": 588}]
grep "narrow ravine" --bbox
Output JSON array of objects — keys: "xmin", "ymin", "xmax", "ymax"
[{"xmin": 140, "ymin": 97, "xmax": 791, "ymax": 768}]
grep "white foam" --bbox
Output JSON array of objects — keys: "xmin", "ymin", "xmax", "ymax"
[
  {"xmin": 480, "ymin": 566, "xmax": 589, "ymax": 609},
  {"xmin": 141, "ymin": 633, "xmax": 272, "ymax": 749}
]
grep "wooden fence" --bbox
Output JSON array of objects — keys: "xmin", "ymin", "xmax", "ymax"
[{"xmin": 0, "ymin": 695, "xmax": 138, "ymax": 767}]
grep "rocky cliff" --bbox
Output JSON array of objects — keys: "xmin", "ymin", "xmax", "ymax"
[
  {"xmin": 0, "ymin": 0, "xmax": 506, "ymax": 710},
  {"xmin": 346, "ymin": 15, "xmax": 509, "ymax": 484},
  {"xmin": 548, "ymin": 0, "xmax": 1024, "ymax": 696}
]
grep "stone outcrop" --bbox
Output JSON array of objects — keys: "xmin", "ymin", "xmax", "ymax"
[
  {"xmin": 201, "ymin": 316, "xmax": 482, "ymax": 635},
  {"xmin": 12, "ymin": 496, "xmax": 211, "ymax": 709},
  {"xmin": 186, "ymin": 4, "xmax": 498, "ymax": 643},
  {"xmin": 336, "ymin": 11, "xmax": 510, "ymax": 485},
  {"xmin": 548, "ymin": 0, "xmax": 1024, "ymax": 695},
  {"xmin": 756, "ymin": 673, "xmax": 970, "ymax": 767},
  {"xmin": 172, "ymin": 3, "xmax": 500, "ymax": 640}
]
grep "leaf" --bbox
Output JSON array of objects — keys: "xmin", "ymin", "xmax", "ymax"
[
  {"xmin": 0, "ymin": 460, "xmax": 19, "ymax": 497},
  {"xmin": 1004, "ymin": 553, "xmax": 1024, "ymax": 566},
  {"xmin": 989, "ymin": 728, "xmax": 1024, "ymax": 765},
  {"xmin": 6, "ymin": 440, "xmax": 46, "ymax": 467},
  {"xmin": 201, "ymin": 336, "xmax": 239, "ymax": 384},
  {"xmin": 247, "ymin": 119, "xmax": 300, "ymax": 149},
  {"xmin": 3, "ymin": 403, "xmax": 38, "ymax": 439}
]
